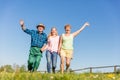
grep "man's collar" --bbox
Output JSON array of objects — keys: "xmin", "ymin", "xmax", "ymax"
[{"xmin": 37, "ymin": 31, "xmax": 44, "ymax": 34}]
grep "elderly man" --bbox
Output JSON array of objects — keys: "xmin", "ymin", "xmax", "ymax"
[{"xmin": 20, "ymin": 20, "xmax": 47, "ymax": 72}]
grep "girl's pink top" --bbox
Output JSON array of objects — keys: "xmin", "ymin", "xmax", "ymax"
[{"xmin": 47, "ymin": 36, "xmax": 59, "ymax": 52}]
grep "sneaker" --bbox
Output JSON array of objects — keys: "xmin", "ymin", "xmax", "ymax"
[
  {"xmin": 52, "ymin": 67, "xmax": 55, "ymax": 73},
  {"xmin": 65, "ymin": 68, "xmax": 70, "ymax": 73}
]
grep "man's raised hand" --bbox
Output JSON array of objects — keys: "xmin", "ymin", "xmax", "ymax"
[{"xmin": 20, "ymin": 19, "xmax": 24, "ymax": 27}]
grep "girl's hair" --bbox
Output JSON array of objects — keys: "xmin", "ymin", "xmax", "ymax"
[
  {"xmin": 64, "ymin": 24, "xmax": 71, "ymax": 29},
  {"xmin": 48, "ymin": 27, "xmax": 58, "ymax": 38}
]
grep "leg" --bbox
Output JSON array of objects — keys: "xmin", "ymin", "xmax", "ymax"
[
  {"xmin": 60, "ymin": 56, "xmax": 65, "ymax": 74},
  {"xmin": 34, "ymin": 54, "xmax": 42, "ymax": 71},
  {"xmin": 46, "ymin": 50, "xmax": 51, "ymax": 73},
  {"xmin": 60, "ymin": 49, "xmax": 66, "ymax": 74},
  {"xmin": 66, "ymin": 57, "xmax": 71, "ymax": 72},
  {"xmin": 51, "ymin": 52, "xmax": 58, "ymax": 73},
  {"xmin": 28, "ymin": 54, "xmax": 35, "ymax": 71},
  {"xmin": 65, "ymin": 49, "xmax": 73, "ymax": 72}
]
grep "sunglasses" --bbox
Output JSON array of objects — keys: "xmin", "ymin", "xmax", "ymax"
[{"xmin": 65, "ymin": 29, "xmax": 70, "ymax": 31}]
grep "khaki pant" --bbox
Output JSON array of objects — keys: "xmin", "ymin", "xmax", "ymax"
[{"xmin": 60, "ymin": 49, "xmax": 73, "ymax": 59}]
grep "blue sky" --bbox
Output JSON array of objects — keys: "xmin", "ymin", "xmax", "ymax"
[{"xmin": 0, "ymin": 0, "xmax": 120, "ymax": 72}]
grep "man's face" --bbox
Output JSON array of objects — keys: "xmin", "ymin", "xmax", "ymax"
[{"xmin": 37, "ymin": 27, "xmax": 44, "ymax": 32}]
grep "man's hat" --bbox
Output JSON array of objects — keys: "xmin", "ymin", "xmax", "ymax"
[{"xmin": 36, "ymin": 23, "xmax": 45, "ymax": 29}]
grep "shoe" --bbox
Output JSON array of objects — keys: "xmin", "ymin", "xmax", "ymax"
[
  {"xmin": 65, "ymin": 68, "xmax": 70, "ymax": 73},
  {"xmin": 52, "ymin": 67, "xmax": 55, "ymax": 73}
]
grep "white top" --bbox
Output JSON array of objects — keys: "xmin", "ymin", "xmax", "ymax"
[{"xmin": 47, "ymin": 36, "xmax": 59, "ymax": 52}]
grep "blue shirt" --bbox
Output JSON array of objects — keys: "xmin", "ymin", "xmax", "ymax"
[{"xmin": 23, "ymin": 29, "xmax": 47, "ymax": 48}]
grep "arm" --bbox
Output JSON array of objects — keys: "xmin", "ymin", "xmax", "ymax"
[
  {"xmin": 40, "ymin": 44, "xmax": 47, "ymax": 53},
  {"xmin": 19, "ymin": 19, "xmax": 26, "ymax": 30},
  {"xmin": 40, "ymin": 34, "xmax": 48, "ymax": 52},
  {"xmin": 58, "ymin": 35, "xmax": 63, "ymax": 54},
  {"xmin": 19, "ymin": 19, "xmax": 33, "ymax": 35},
  {"xmin": 72, "ymin": 22, "xmax": 90, "ymax": 37}
]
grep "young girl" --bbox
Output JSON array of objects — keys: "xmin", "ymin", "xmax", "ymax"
[
  {"xmin": 46, "ymin": 27, "xmax": 59, "ymax": 73},
  {"xmin": 58, "ymin": 22, "xmax": 90, "ymax": 73}
]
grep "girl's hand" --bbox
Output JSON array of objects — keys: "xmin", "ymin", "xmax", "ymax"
[
  {"xmin": 84, "ymin": 22, "xmax": 90, "ymax": 26},
  {"xmin": 40, "ymin": 48, "xmax": 44, "ymax": 53},
  {"xmin": 57, "ymin": 49, "xmax": 61, "ymax": 56}
]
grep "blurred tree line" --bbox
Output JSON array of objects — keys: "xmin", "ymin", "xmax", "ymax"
[{"xmin": 0, "ymin": 64, "xmax": 26, "ymax": 72}]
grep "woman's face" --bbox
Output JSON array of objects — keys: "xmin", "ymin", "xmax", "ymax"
[
  {"xmin": 65, "ymin": 27, "xmax": 71, "ymax": 34},
  {"xmin": 51, "ymin": 28, "xmax": 57, "ymax": 35}
]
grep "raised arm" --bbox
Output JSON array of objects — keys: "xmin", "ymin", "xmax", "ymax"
[
  {"xmin": 20, "ymin": 19, "xmax": 33, "ymax": 35},
  {"xmin": 72, "ymin": 22, "xmax": 90, "ymax": 37},
  {"xmin": 19, "ymin": 19, "xmax": 26, "ymax": 30}
]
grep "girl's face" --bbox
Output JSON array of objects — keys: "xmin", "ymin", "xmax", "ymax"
[
  {"xmin": 65, "ymin": 27, "xmax": 71, "ymax": 34},
  {"xmin": 51, "ymin": 28, "xmax": 57, "ymax": 35}
]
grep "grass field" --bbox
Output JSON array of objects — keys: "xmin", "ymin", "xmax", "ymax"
[{"xmin": 0, "ymin": 71, "xmax": 120, "ymax": 80}]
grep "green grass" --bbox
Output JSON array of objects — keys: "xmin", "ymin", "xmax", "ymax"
[{"xmin": 0, "ymin": 71, "xmax": 120, "ymax": 80}]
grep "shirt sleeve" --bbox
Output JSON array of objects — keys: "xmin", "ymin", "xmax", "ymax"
[
  {"xmin": 44, "ymin": 33, "xmax": 48, "ymax": 44},
  {"xmin": 23, "ymin": 28, "xmax": 34, "ymax": 35}
]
